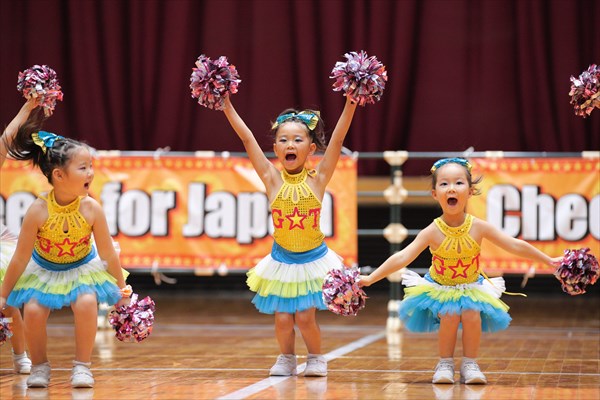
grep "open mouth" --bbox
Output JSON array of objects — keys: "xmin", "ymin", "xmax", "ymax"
[
  {"xmin": 285, "ymin": 154, "xmax": 297, "ymax": 161},
  {"xmin": 84, "ymin": 182, "xmax": 90, "ymax": 189},
  {"xmin": 447, "ymin": 198, "xmax": 458, "ymax": 206}
]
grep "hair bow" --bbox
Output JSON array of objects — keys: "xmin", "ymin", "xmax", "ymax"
[
  {"xmin": 271, "ymin": 111, "xmax": 319, "ymax": 131},
  {"xmin": 430, "ymin": 157, "xmax": 472, "ymax": 173},
  {"xmin": 32, "ymin": 130, "xmax": 64, "ymax": 154}
]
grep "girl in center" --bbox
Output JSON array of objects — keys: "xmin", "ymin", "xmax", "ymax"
[{"xmin": 221, "ymin": 94, "xmax": 357, "ymax": 377}]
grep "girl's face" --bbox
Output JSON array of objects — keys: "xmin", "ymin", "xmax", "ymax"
[
  {"xmin": 431, "ymin": 163, "xmax": 472, "ymax": 216},
  {"xmin": 273, "ymin": 122, "xmax": 316, "ymax": 174},
  {"xmin": 54, "ymin": 147, "xmax": 94, "ymax": 197}
]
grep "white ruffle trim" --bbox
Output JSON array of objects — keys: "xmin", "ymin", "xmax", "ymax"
[
  {"xmin": 401, "ymin": 269, "xmax": 505, "ymax": 299},
  {"xmin": 253, "ymin": 248, "xmax": 344, "ymax": 282}
]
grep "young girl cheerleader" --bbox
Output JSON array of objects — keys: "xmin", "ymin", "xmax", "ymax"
[
  {"xmin": 359, "ymin": 158, "xmax": 562, "ymax": 385},
  {"xmin": 221, "ymin": 94, "xmax": 357, "ymax": 377},
  {"xmin": 0, "ymin": 96, "xmax": 40, "ymax": 375},
  {"xmin": 0, "ymin": 119, "xmax": 131, "ymax": 388}
]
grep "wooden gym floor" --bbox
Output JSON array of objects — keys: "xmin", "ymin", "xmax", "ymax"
[{"xmin": 1, "ymin": 289, "xmax": 598, "ymax": 400}]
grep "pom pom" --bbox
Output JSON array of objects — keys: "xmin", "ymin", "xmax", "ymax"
[
  {"xmin": 108, "ymin": 293, "xmax": 155, "ymax": 342},
  {"xmin": 16, "ymin": 65, "xmax": 64, "ymax": 116},
  {"xmin": 0, "ymin": 311, "xmax": 13, "ymax": 347},
  {"xmin": 322, "ymin": 267, "xmax": 368, "ymax": 316},
  {"xmin": 569, "ymin": 64, "xmax": 600, "ymax": 118},
  {"xmin": 330, "ymin": 51, "xmax": 387, "ymax": 106},
  {"xmin": 190, "ymin": 54, "xmax": 241, "ymax": 111},
  {"xmin": 554, "ymin": 248, "xmax": 599, "ymax": 295}
]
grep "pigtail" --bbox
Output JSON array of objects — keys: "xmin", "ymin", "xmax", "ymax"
[
  {"xmin": 5, "ymin": 110, "xmax": 83, "ymax": 184},
  {"xmin": 4, "ymin": 108, "xmax": 47, "ymax": 167}
]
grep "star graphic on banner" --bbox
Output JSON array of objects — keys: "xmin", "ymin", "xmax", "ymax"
[
  {"xmin": 432, "ymin": 256, "xmax": 446, "ymax": 275},
  {"xmin": 56, "ymin": 238, "xmax": 78, "ymax": 257},
  {"xmin": 37, "ymin": 237, "xmax": 53, "ymax": 253},
  {"xmin": 448, "ymin": 259, "xmax": 470, "ymax": 279},
  {"xmin": 286, "ymin": 207, "xmax": 307, "ymax": 230}
]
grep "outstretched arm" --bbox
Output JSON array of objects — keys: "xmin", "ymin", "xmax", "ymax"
[
  {"xmin": 360, "ymin": 226, "xmax": 432, "ymax": 287},
  {"xmin": 479, "ymin": 220, "xmax": 562, "ymax": 267},
  {"xmin": 314, "ymin": 96, "xmax": 357, "ymax": 189},
  {"xmin": 222, "ymin": 96, "xmax": 279, "ymax": 192},
  {"xmin": 0, "ymin": 95, "xmax": 41, "ymax": 168}
]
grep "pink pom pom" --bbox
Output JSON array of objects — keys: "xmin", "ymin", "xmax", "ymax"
[
  {"xmin": 17, "ymin": 65, "xmax": 64, "ymax": 116},
  {"xmin": 0, "ymin": 311, "xmax": 13, "ymax": 346},
  {"xmin": 322, "ymin": 267, "xmax": 368, "ymax": 316},
  {"xmin": 108, "ymin": 293, "xmax": 155, "ymax": 342},
  {"xmin": 555, "ymin": 248, "xmax": 599, "ymax": 295},
  {"xmin": 569, "ymin": 64, "xmax": 600, "ymax": 118},
  {"xmin": 190, "ymin": 54, "xmax": 241, "ymax": 110},
  {"xmin": 330, "ymin": 51, "xmax": 387, "ymax": 106}
]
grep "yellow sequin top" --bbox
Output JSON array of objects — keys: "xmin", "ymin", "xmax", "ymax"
[
  {"xmin": 34, "ymin": 191, "xmax": 93, "ymax": 264},
  {"xmin": 271, "ymin": 168, "xmax": 324, "ymax": 252},
  {"xmin": 428, "ymin": 214, "xmax": 481, "ymax": 285}
]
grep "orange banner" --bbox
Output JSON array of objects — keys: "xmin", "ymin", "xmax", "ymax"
[
  {"xmin": 0, "ymin": 155, "xmax": 357, "ymax": 272},
  {"xmin": 469, "ymin": 158, "xmax": 600, "ymax": 274}
]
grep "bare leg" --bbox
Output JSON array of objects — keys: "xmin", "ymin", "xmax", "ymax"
[
  {"xmin": 274, "ymin": 312, "xmax": 296, "ymax": 354},
  {"xmin": 438, "ymin": 313, "xmax": 460, "ymax": 358},
  {"xmin": 295, "ymin": 308, "xmax": 321, "ymax": 354},
  {"xmin": 461, "ymin": 310, "xmax": 482, "ymax": 358},
  {"xmin": 71, "ymin": 293, "xmax": 98, "ymax": 363},
  {"xmin": 23, "ymin": 302, "xmax": 51, "ymax": 365},
  {"xmin": 4, "ymin": 306, "xmax": 26, "ymax": 354}
]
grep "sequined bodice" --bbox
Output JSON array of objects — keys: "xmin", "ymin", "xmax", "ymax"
[
  {"xmin": 428, "ymin": 214, "xmax": 481, "ymax": 285},
  {"xmin": 271, "ymin": 168, "xmax": 324, "ymax": 252},
  {"xmin": 34, "ymin": 191, "xmax": 93, "ymax": 264}
]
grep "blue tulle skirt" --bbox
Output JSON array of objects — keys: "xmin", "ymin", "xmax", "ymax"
[{"xmin": 399, "ymin": 270, "xmax": 512, "ymax": 333}]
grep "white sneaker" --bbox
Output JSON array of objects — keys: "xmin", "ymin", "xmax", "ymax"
[
  {"xmin": 13, "ymin": 352, "xmax": 32, "ymax": 374},
  {"xmin": 304, "ymin": 354, "xmax": 327, "ymax": 377},
  {"xmin": 27, "ymin": 362, "xmax": 51, "ymax": 388},
  {"xmin": 71, "ymin": 362, "xmax": 95, "ymax": 388},
  {"xmin": 269, "ymin": 354, "xmax": 297, "ymax": 376},
  {"xmin": 432, "ymin": 359, "xmax": 455, "ymax": 384},
  {"xmin": 460, "ymin": 360, "xmax": 487, "ymax": 384}
]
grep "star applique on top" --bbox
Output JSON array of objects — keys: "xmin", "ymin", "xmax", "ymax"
[
  {"xmin": 286, "ymin": 207, "xmax": 307, "ymax": 230},
  {"xmin": 448, "ymin": 259, "xmax": 470, "ymax": 279},
  {"xmin": 55, "ymin": 237, "xmax": 78, "ymax": 257}
]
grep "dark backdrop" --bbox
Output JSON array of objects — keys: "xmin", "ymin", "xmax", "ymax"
[{"xmin": 1, "ymin": 0, "xmax": 598, "ymax": 175}]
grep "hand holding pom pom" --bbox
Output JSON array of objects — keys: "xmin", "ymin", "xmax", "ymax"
[
  {"xmin": 569, "ymin": 64, "xmax": 600, "ymax": 118},
  {"xmin": 555, "ymin": 248, "xmax": 599, "ymax": 295},
  {"xmin": 109, "ymin": 293, "xmax": 155, "ymax": 342},
  {"xmin": 322, "ymin": 267, "xmax": 368, "ymax": 316},
  {"xmin": 190, "ymin": 54, "xmax": 241, "ymax": 111},
  {"xmin": 0, "ymin": 311, "xmax": 13, "ymax": 347},
  {"xmin": 17, "ymin": 65, "xmax": 64, "ymax": 117},
  {"xmin": 330, "ymin": 51, "xmax": 387, "ymax": 106}
]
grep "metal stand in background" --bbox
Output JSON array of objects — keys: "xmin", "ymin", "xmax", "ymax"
[{"xmin": 382, "ymin": 151, "xmax": 409, "ymax": 332}]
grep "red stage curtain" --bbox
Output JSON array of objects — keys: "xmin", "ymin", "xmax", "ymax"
[{"xmin": 1, "ymin": 0, "xmax": 598, "ymax": 175}]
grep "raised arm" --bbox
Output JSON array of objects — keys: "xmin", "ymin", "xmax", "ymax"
[
  {"xmin": 0, "ymin": 96, "xmax": 41, "ymax": 167},
  {"xmin": 222, "ymin": 96, "xmax": 279, "ymax": 192},
  {"xmin": 314, "ymin": 96, "xmax": 357, "ymax": 189}
]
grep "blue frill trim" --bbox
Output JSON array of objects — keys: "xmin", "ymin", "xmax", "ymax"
[
  {"xmin": 7, "ymin": 282, "xmax": 121, "ymax": 311},
  {"xmin": 399, "ymin": 293, "xmax": 511, "ymax": 333},
  {"xmin": 251, "ymin": 292, "xmax": 327, "ymax": 314}
]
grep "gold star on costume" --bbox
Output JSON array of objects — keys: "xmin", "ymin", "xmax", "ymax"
[
  {"xmin": 448, "ymin": 259, "xmax": 470, "ymax": 279},
  {"xmin": 286, "ymin": 207, "xmax": 307, "ymax": 230},
  {"xmin": 56, "ymin": 237, "xmax": 78, "ymax": 257}
]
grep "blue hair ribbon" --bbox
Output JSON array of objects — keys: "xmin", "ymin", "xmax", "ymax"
[
  {"xmin": 31, "ymin": 130, "xmax": 64, "ymax": 154},
  {"xmin": 430, "ymin": 157, "xmax": 472, "ymax": 173},
  {"xmin": 271, "ymin": 111, "xmax": 319, "ymax": 130}
]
